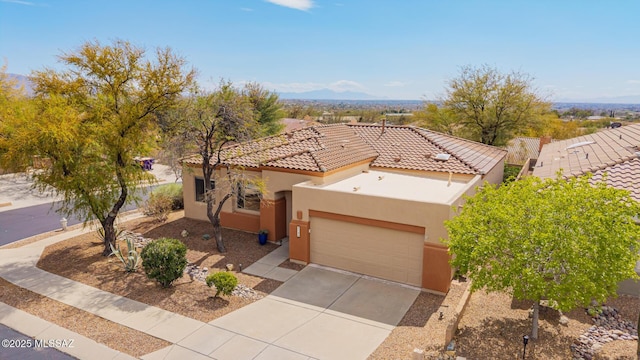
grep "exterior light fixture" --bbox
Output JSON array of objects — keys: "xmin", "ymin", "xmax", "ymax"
[{"xmin": 522, "ymin": 335, "xmax": 529, "ymax": 359}]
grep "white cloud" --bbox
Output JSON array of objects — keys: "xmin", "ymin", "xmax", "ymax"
[
  {"xmin": 384, "ymin": 81, "xmax": 407, "ymax": 87},
  {"xmin": 328, "ymin": 80, "xmax": 366, "ymax": 92},
  {"xmin": 262, "ymin": 79, "xmax": 366, "ymax": 93},
  {"xmin": 265, "ymin": 0, "xmax": 314, "ymax": 11},
  {"xmin": 627, "ymin": 80, "xmax": 640, "ymax": 84},
  {"xmin": 0, "ymin": 0, "xmax": 35, "ymax": 5}
]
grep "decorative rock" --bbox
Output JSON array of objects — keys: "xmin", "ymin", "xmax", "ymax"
[
  {"xmin": 559, "ymin": 315, "xmax": 569, "ymax": 325},
  {"xmin": 571, "ymin": 305, "xmax": 638, "ymax": 360},
  {"xmin": 202, "ymin": 234, "xmax": 211, "ymax": 240},
  {"xmin": 184, "ymin": 263, "xmax": 262, "ymax": 300},
  {"xmin": 181, "ymin": 230, "xmax": 189, "ymax": 238}
]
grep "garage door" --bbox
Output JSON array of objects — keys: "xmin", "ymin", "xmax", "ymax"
[{"xmin": 310, "ymin": 217, "xmax": 424, "ymax": 286}]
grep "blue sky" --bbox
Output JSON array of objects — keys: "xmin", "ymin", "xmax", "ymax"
[{"xmin": 1, "ymin": 0, "xmax": 639, "ymax": 102}]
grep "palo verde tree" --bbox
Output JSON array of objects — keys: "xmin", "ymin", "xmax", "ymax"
[
  {"xmin": 446, "ymin": 174, "xmax": 640, "ymax": 339},
  {"xmin": 182, "ymin": 81, "xmax": 264, "ymax": 253},
  {"xmin": 442, "ymin": 64, "xmax": 550, "ymax": 146},
  {"xmin": 0, "ymin": 40, "xmax": 195, "ymax": 255}
]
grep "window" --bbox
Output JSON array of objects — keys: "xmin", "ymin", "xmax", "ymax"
[
  {"xmin": 195, "ymin": 178, "xmax": 215, "ymax": 202},
  {"xmin": 236, "ymin": 182, "xmax": 261, "ymax": 212}
]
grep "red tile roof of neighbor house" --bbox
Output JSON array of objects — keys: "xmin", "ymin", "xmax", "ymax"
[
  {"xmin": 183, "ymin": 124, "xmax": 506, "ymax": 175},
  {"xmin": 533, "ymin": 123, "xmax": 640, "ymax": 201}
]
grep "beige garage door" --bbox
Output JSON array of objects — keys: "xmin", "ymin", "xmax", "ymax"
[{"xmin": 310, "ymin": 217, "xmax": 424, "ymax": 286}]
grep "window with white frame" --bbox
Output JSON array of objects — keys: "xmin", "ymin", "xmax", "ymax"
[{"xmin": 236, "ymin": 182, "xmax": 260, "ymax": 212}]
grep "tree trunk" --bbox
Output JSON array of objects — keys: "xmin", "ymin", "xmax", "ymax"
[
  {"xmin": 207, "ymin": 193, "xmax": 232, "ymax": 253},
  {"xmin": 101, "ymin": 215, "xmax": 117, "ymax": 256},
  {"xmin": 101, "ymin": 161, "xmax": 128, "ymax": 256},
  {"xmin": 212, "ymin": 217, "xmax": 225, "ymax": 253},
  {"xmin": 531, "ymin": 301, "xmax": 540, "ymax": 340}
]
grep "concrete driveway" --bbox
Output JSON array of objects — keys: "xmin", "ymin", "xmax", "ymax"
[{"xmin": 144, "ymin": 265, "xmax": 420, "ymax": 360}]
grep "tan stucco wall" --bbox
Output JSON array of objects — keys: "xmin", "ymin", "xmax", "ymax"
[
  {"xmin": 183, "ymin": 165, "xmax": 260, "ymax": 222},
  {"xmin": 292, "ymin": 181, "xmax": 472, "ymax": 246},
  {"xmin": 481, "ymin": 158, "xmax": 506, "ymax": 185}
]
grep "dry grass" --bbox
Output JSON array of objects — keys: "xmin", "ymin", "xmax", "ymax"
[
  {"xmin": 37, "ymin": 211, "xmax": 283, "ymax": 323},
  {"xmin": 0, "ymin": 278, "xmax": 170, "ymax": 357}
]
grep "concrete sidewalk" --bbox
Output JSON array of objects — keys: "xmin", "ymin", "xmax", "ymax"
[{"xmin": 0, "ymin": 215, "xmax": 417, "ymax": 359}]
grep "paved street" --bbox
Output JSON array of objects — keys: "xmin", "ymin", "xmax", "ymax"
[
  {"xmin": 0, "ymin": 323, "xmax": 77, "ymax": 360},
  {"xmin": 0, "ymin": 165, "xmax": 175, "ymax": 245}
]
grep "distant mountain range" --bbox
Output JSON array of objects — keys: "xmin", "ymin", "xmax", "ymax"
[
  {"xmin": 277, "ymin": 89, "xmax": 384, "ymax": 100},
  {"xmin": 559, "ymin": 95, "xmax": 640, "ymax": 105},
  {"xmin": 6, "ymin": 73, "xmax": 640, "ymax": 105},
  {"xmin": 7, "ymin": 73, "xmax": 33, "ymax": 95}
]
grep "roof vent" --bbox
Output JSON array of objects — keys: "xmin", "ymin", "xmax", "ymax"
[
  {"xmin": 434, "ymin": 153, "xmax": 451, "ymax": 161},
  {"xmin": 566, "ymin": 141, "xmax": 595, "ymax": 150},
  {"xmin": 424, "ymin": 153, "xmax": 432, "ymax": 159},
  {"xmin": 635, "ymin": 151, "xmax": 640, "ymax": 158}
]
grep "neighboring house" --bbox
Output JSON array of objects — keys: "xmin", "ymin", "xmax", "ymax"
[
  {"xmin": 280, "ymin": 118, "xmax": 318, "ymax": 132},
  {"xmin": 504, "ymin": 136, "xmax": 553, "ymax": 166},
  {"xmin": 533, "ymin": 123, "xmax": 640, "ymax": 296},
  {"xmin": 182, "ymin": 123, "xmax": 506, "ymax": 293}
]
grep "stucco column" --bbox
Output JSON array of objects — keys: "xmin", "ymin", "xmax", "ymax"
[
  {"xmin": 422, "ymin": 243, "xmax": 452, "ymax": 293},
  {"xmin": 289, "ymin": 219, "xmax": 310, "ymax": 264}
]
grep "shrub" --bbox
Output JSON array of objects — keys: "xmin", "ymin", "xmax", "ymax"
[
  {"xmin": 206, "ymin": 272, "xmax": 238, "ymax": 298},
  {"xmin": 140, "ymin": 237, "xmax": 187, "ymax": 288},
  {"xmin": 152, "ymin": 183, "xmax": 183, "ymax": 210},
  {"xmin": 109, "ymin": 236, "xmax": 141, "ymax": 272},
  {"xmin": 143, "ymin": 193, "xmax": 173, "ymax": 222}
]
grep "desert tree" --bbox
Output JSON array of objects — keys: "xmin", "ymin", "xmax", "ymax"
[
  {"xmin": 446, "ymin": 174, "xmax": 640, "ymax": 339},
  {"xmin": 0, "ymin": 40, "xmax": 195, "ymax": 255},
  {"xmin": 243, "ymin": 82, "xmax": 284, "ymax": 135},
  {"xmin": 443, "ymin": 65, "xmax": 550, "ymax": 146},
  {"xmin": 182, "ymin": 81, "xmax": 265, "ymax": 253}
]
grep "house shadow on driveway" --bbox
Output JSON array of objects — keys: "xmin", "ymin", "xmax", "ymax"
[{"xmin": 270, "ymin": 265, "xmax": 421, "ymax": 326}]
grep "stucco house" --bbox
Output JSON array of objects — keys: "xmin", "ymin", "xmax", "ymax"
[
  {"xmin": 533, "ymin": 123, "xmax": 640, "ymax": 296},
  {"xmin": 182, "ymin": 123, "xmax": 506, "ymax": 293}
]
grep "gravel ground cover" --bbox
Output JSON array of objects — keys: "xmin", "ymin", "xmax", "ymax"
[
  {"xmin": 453, "ymin": 290, "xmax": 639, "ymax": 360},
  {"xmin": 37, "ymin": 211, "xmax": 283, "ymax": 323},
  {"xmin": 5, "ymin": 210, "xmax": 638, "ymax": 359},
  {"xmin": 0, "ymin": 278, "xmax": 170, "ymax": 357}
]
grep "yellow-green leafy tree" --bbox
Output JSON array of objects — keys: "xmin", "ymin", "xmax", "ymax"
[
  {"xmin": 0, "ymin": 40, "xmax": 195, "ymax": 255},
  {"xmin": 446, "ymin": 174, "xmax": 640, "ymax": 339},
  {"xmin": 443, "ymin": 65, "xmax": 550, "ymax": 146}
]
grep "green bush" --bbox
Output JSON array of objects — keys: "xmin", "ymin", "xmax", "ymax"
[
  {"xmin": 151, "ymin": 183, "xmax": 183, "ymax": 210},
  {"xmin": 206, "ymin": 272, "xmax": 238, "ymax": 298},
  {"xmin": 140, "ymin": 237, "xmax": 187, "ymax": 288},
  {"xmin": 143, "ymin": 193, "xmax": 173, "ymax": 222}
]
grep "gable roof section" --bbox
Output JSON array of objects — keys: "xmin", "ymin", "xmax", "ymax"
[
  {"xmin": 504, "ymin": 137, "xmax": 552, "ymax": 164},
  {"xmin": 183, "ymin": 124, "xmax": 377, "ymax": 172},
  {"xmin": 533, "ymin": 124, "xmax": 640, "ymax": 201},
  {"xmin": 184, "ymin": 123, "xmax": 506, "ymax": 175},
  {"xmin": 348, "ymin": 124, "xmax": 506, "ymax": 175}
]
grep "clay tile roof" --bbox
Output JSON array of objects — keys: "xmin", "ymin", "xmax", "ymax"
[
  {"xmin": 183, "ymin": 124, "xmax": 378, "ymax": 172},
  {"xmin": 504, "ymin": 137, "xmax": 555, "ymax": 164},
  {"xmin": 183, "ymin": 123, "xmax": 506, "ymax": 176},
  {"xmin": 533, "ymin": 123, "xmax": 640, "ymax": 201},
  {"xmin": 348, "ymin": 124, "xmax": 506, "ymax": 175}
]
